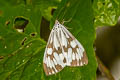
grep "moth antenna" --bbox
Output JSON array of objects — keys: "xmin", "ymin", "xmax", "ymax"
[
  {"xmin": 65, "ymin": 26, "xmax": 72, "ymax": 30},
  {"xmin": 61, "ymin": 18, "xmax": 72, "ymax": 24}
]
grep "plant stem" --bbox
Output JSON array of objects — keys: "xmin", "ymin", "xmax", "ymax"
[{"xmin": 96, "ymin": 56, "xmax": 115, "ymax": 80}]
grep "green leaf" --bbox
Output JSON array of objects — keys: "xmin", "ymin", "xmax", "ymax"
[
  {"xmin": 0, "ymin": 4, "xmax": 46, "ymax": 80},
  {"xmin": 0, "ymin": 0, "xmax": 25, "ymax": 6},
  {"xmin": 49, "ymin": 0, "xmax": 97, "ymax": 80},
  {"xmin": 0, "ymin": 0, "xmax": 97, "ymax": 80},
  {"xmin": 0, "ymin": 4, "xmax": 42, "ymax": 36},
  {"xmin": 31, "ymin": 0, "xmax": 60, "ymax": 20},
  {"xmin": 93, "ymin": 0, "xmax": 120, "ymax": 27}
]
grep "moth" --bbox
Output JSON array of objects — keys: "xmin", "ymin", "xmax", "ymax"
[{"xmin": 43, "ymin": 20, "xmax": 88, "ymax": 76}]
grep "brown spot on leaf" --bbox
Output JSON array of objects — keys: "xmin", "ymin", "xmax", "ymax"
[
  {"xmin": 0, "ymin": 56, "xmax": 4, "ymax": 60},
  {"xmin": 5, "ymin": 20, "xmax": 10, "ymax": 26},
  {"xmin": 21, "ymin": 37, "xmax": 27, "ymax": 45}
]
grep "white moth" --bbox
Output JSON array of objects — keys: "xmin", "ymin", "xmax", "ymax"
[{"xmin": 43, "ymin": 20, "xmax": 88, "ymax": 76}]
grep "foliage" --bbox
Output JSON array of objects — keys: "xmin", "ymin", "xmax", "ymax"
[{"xmin": 93, "ymin": 0, "xmax": 120, "ymax": 27}]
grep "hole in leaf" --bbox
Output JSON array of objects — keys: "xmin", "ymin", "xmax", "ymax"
[
  {"xmin": 14, "ymin": 17, "xmax": 29, "ymax": 33},
  {"xmin": 30, "ymin": 33, "xmax": 36, "ymax": 37},
  {"xmin": 21, "ymin": 37, "xmax": 27, "ymax": 45},
  {"xmin": 51, "ymin": 9, "xmax": 56, "ymax": 15}
]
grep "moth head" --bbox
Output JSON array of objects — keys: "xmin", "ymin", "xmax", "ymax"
[
  {"xmin": 53, "ymin": 20, "xmax": 61, "ymax": 30},
  {"xmin": 55, "ymin": 20, "xmax": 60, "ymax": 25}
]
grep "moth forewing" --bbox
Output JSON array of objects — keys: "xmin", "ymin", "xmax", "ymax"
[
  {"xmin": 43, "ymin": 24, "xmax": 66, "ymax": 76},
  {"xmin": 58, "ymin": 22, "xmax": 88, "ymax": 66}
]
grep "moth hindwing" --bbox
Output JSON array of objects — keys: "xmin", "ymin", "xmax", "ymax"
[{"xmin": 43, "ymin": 20, "xmax": 88, "ymax": 76}]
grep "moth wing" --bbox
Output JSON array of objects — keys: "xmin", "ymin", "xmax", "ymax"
[
  {"xmin": 43, "ymin": 20, "xmax": 88, "ymax": 76},
  {"xmin": 59, "ymin": 24, "xmax": 88, "ymax": 66},
  {"xmin": 43, "ymin": 30, "xmax": 66, "ymax": 76}
]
